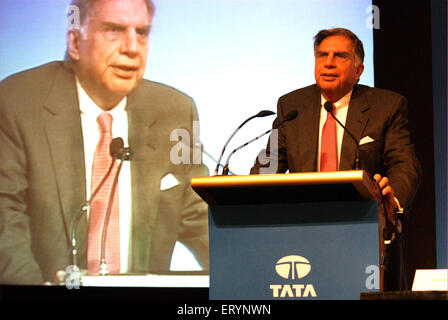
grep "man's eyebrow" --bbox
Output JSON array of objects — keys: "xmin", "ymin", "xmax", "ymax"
[
  {"xmin": 317, "ymin": 50, "xmax": 350, "ymax": 54},
  {"xmin": 100, "ymin": 21, "xmax": 151, "ymax": 31},
  {"xmin": 100, "ymin": 21, "xmax": 125, "ymax": 28},
  {"xmin": 136, "ymin": 25, "xmax": 151, "ymax": 34}
]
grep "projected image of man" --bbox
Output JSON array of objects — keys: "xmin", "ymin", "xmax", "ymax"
[{"xmin": 0, "ymin": 0, "xmax": 209, "ymax": 285}]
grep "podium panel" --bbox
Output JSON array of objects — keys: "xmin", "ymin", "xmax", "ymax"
[
  {"xmin": 209, "ymin": 201, "xmax": 381, "ymax": 300},
  {"xmin": 192, "ymin": 171, "xmax": 388, "ymax": 300}
]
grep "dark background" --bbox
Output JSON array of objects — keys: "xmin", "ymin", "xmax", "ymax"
[{"xmin": 373, "ymin": 0, "xmax": 447, "ymax": 286}]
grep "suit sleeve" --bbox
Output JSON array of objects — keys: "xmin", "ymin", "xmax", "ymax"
[
  {"xmin": 383, "ymin": 96, "xmax": 422, "ymax": 212},
  {"xmin": 177, "ymin": 164, "xmax": 210, "ymax": 270},
  {"xmin": 176, "ymin": 98, "xmax": 210, "ymax": 271},
  {"xmin": 0, "ymin": 87, "xmax": 44, "ymax": 284}
]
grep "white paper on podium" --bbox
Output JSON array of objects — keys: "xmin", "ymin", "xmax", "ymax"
[
  {"xmin": 81, "ymin": 274, "xmax": 209, "ymax": 287},
  {"xmin": 412, "ymin": 269, "xmax": 448, "ymax": 291}
]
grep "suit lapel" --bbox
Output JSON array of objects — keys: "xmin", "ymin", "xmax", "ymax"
[
  {"xmin": 42, "ymin": 64, "xmax": 87, "ymax": 251},
  {"xmin": 127, "ymin": 84, "xmax": 163, "ymax": 271},
  {"xmin": 339, "ymin": 85, "xmax": 370, "ymax": 170},
  {"xmin": 294, "ymin": 85, "xmax": 321, "ymax": 172}
]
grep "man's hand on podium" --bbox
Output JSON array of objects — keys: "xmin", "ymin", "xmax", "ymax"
[
  {"xmin": 42, "ymin": 270, "xmax": 66, "ymax": 285},
  {"xmin": 373, "ymin": 173, "xmax": 403, "ymax": 233},
  {"xmin": 373, "ymin": 174, "xmax": 398, "ymax": 211}
]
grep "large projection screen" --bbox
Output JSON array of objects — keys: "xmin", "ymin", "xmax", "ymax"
[{"xmin": 0, "ymin": 0, "xmax": 374, "ymax": 278}]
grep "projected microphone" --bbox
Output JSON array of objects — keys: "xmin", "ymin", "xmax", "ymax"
[
  {"xmin": 324, "ymin": 101, "xmax": 360, "ymax": 170},
  {"xmin": 214, "ymin": 110, "xmax": 275, "ymax": 175},
  {"xmin": 69, "ymin": 138, "xmax": 130, "ymax": 272},
  {"xmin": 110, "ymin": 137, "xmax": 132, "ymax": 161},
  {"xmin": 99, "ymin": 137, "xmax": 131, "ymax": 275},
  {"xmin": 222, "ymin": 110, "xmax": 298, "ymax": 175}
]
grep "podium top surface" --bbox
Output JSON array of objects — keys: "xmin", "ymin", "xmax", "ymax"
[{"xmin": 191, "ymin": 170, "xmax": 379, "ymax": 206}]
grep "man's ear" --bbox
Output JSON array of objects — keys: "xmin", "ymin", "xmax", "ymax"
[
  {"xmin": 67, "ymin": 30, "xmax": 81, "ymax": 61},
  {"xmin": 355, "ymin": 63, "xmax": 365, "ymax": 81}
]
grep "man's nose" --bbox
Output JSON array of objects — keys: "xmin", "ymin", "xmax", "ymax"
[
  {"xmin": 120, "ymin": 29, "xmax": 139, "ymax": 57},
  {"xmin": 324, "ymin": 53, "xmax": 336, "ymax": 67}
]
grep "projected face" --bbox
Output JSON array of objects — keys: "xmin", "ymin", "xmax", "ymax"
[
  {"xmin": 68, "ymin": 0, "xmax": 152, "ymax": 109},
  {"xmin": 314, "ymin": 35, "xmax": 364, "ymax": 102}
]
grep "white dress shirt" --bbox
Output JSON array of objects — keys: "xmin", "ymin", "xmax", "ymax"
[
  {"xmin": 317, "ymin": 90, "xmax": 353, "ymax": 171},
  {"xmin": 76, "ymin": 79, "xmax": 132, "ymax": 273}
]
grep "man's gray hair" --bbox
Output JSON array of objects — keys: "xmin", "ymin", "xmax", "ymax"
[
  {"xmin": 69, "ymin": 0, "xmax": 155, "ymax": 25},
  {"xmin": 313, "ymin": 28, "xmax": 365, "ymax": 64}
]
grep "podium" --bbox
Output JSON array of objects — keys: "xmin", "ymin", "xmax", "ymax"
[{"xmin": 191, "ymin": 170, "xmax": 394, "ymax": 300}]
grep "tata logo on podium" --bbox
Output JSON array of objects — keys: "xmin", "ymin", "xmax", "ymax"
[
  {"xmin": 275, "ymin": 255, "xmax": 311, "ymax": 279},
  {"xmin": 270, "ymin": 255, "xmax": 317, "ymax": 298}
]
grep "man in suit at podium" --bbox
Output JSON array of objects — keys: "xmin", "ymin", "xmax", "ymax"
[
  {"xmin": 251, "ymin": 28, "xmax": 421, "ymax": 290},
  {"xmin": 0, "ymin": 0, "xmax": 209, "ymax": 285}
]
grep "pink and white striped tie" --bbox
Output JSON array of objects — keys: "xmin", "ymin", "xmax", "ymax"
[
  {"xmin": 320, "ymin": 103, "xmax": 338, "ymax": 172},
  {"xmin": 87, "ymin": 112, "xmax": 120, "ymax": 274}
]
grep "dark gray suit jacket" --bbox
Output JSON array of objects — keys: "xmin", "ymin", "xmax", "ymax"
[
  {"xmin": 0, "ymin": 61, "xmax": 209, "ymax": 284},
  {"xmin": 251, "ymin": 84, "xmax": 421, "ymax": 211}
]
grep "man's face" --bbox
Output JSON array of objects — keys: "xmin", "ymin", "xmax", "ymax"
[
  {"xmin": 314, "ymin": 35, "xmax": 364, "ymax": 101},
  {"xmin": 69, "ymin": 0, "xmax": 152, "ymax": 107}
]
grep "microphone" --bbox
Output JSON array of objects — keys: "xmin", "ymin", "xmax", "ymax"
[
  {"xmin": 323, "ymin": 101, "xmax": 360, "ymax": 170},
  {"xmin": 214, "ymin": 110, "xmax": 275, "ymax": 175},
  {"xmin": 69, "ymin": 138, "xmax": 131, "ymax": 274},
  {"xmin": 222, "ymin": 110, "xmax": 298, "ymax": 175},
  {"xmin": 110, "ymin": 137, "xmax": 132, "ymax": 161}
]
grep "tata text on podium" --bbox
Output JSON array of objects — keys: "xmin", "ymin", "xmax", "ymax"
[{"xmin": 191, "ymin": 170, "xmax": 395, "ymax": 300}]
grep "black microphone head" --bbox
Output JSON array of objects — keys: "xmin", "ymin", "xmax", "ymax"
[
  {"xmin": 256, "ymin": 110, "xmax": 276, "ymax": 117},
  {"xmin": 110, "ymin": 138, "xmax": 124, "ymax": 159},
  {"xmin": 324, "ymin": 101, "xmax": 334, "ymax": 113},
  {"xmin": 285, "ymin": 110, "xmax": 298, "ymax": 121}
]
